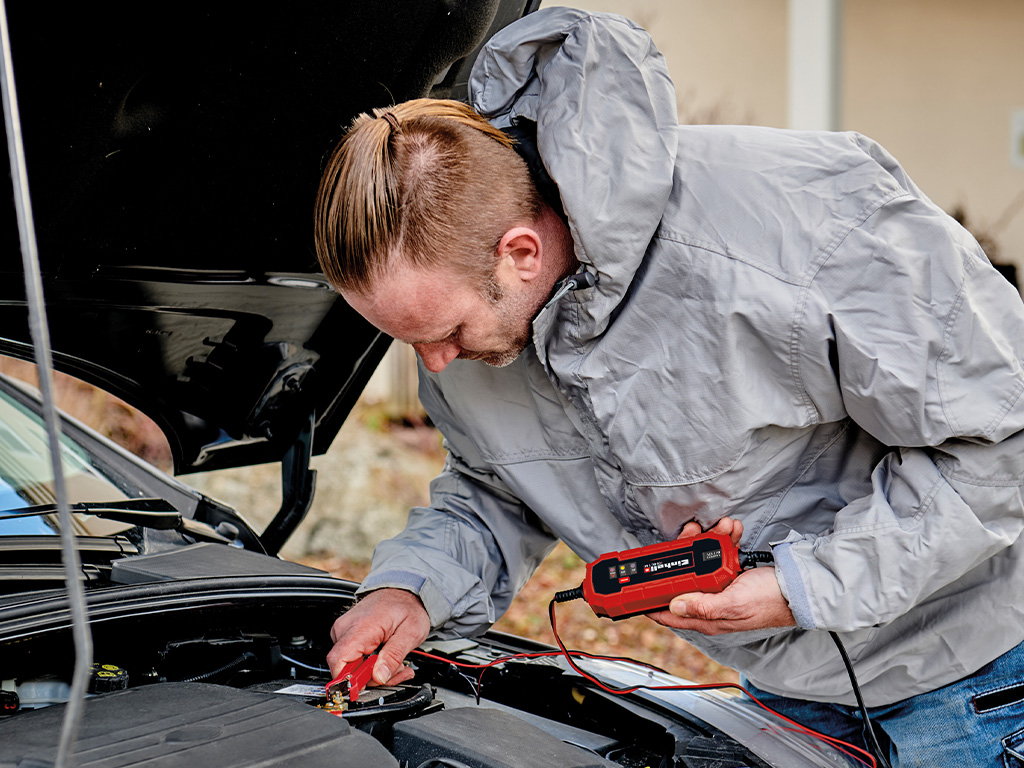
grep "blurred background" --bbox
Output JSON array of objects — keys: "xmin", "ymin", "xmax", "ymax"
[{"xmin": 3, "ymin": 0, "xmax": 1022, "ymax": 686}]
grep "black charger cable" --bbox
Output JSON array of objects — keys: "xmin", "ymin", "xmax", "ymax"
[
  {"xmin": 829, "ymin": 631, "xmax": 893, "ymax": 768},
  {"xmin": 747, "ymin": 553, "xmax": 892, "ymax": 768}
]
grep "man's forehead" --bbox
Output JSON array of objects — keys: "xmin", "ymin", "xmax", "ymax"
[
  {"xmin": 341, "ymin": 263, "xmax": 468, "ymax": 341},
  {"xmin": 343, "ymin": 260, "xmax": 451, "ymax": 309}
]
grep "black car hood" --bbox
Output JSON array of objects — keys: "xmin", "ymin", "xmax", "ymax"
[{"xmin": 0, "ymin": 0, "xmax": 536, "ymax": 474}]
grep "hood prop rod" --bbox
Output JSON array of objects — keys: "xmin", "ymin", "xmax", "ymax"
[
  {"xmin": 0, "ymin": 2, "xmax": 92, "ymax": 764},
  {"xmin": 259, "ymin": 411, "xmax": 317, "ymax": 556}
]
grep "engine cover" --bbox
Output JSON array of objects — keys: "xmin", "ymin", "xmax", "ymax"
[
  {"xmin": 0, "ymin": 681, "xmax": 398, "ymax": 767},
  {"xmin": 392, "ymin": 706, "xmax": 619, "ymax": 768}
]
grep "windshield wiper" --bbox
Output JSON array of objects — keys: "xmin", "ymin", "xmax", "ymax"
[{"xmin": 1, "ymin": 498, "xmax": 232, "ymax": 543}]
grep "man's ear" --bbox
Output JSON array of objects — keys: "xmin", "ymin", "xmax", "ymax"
[{"xmin": 497, "ymin": 226, "xmax": 543, "ymax": 282}]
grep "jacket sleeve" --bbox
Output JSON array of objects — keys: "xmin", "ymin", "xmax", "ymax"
[
  {"xmin": 357, "ymin": 374, "xmax": 558, "ymax": 639},
  {"xmin": 773, "ymin": 158, "xmax": 1024, "ymax": 632}
]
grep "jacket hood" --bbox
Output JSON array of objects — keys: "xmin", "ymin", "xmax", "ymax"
[{"xmin": 469, "ymin": 7, "xmax": 679, "ymax": 337}]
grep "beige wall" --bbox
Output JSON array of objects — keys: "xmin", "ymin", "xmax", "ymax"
[
  {"xmin": 542, "ymin": 0, "xmax": 1024, "ymax": 276},
  {"xmin": 542, "ymin": 1, "xmax": 789, "ymax": 127},
  {"xmin": 845, "ymin": 0, "xmax": 1024, "ymax": 273}
]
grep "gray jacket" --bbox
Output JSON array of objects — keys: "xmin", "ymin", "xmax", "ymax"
[{"xmin": 359, "ymin": 8, "xmax": 1024, "ymax": 706}]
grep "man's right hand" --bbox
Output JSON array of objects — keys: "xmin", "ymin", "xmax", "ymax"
[{"xmin": 327, "ymin": 588, "xmax": 431, "ymax": 686}]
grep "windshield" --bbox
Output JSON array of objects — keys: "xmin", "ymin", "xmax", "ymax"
[{"xmin": 0, "ymin": 382, "xmax": 135, "ymax": 536}]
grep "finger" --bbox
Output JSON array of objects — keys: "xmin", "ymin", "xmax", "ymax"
[
  {"xmin": 668, "ymin": 590, "xmax": 731, "ymax": 622},
  {"xmin": 731, "ymin": 518, "xmax": 743, "ymax": 546},
  {"xmin": 382, "ymin": 663, "xmax": 417, "ymax": 686},
  {"xmin": 372, "ymin": 612, "xmax": 430, "ymax": 684},
  {"xmin": 715, "ymin": 516, "xmax": 742, "ymax": 546},
  {"xmin": 329, "ymin": 610, "xmax": 360, "ymax": 645},
  {"xmin": 330, "ymin": 608, "xmax": 346, "ymax": 644},
  {"xmin": 329, "ymin": 617, "xmax": 384, "ymax": 660},
  {"xmin": 329, "ymin": 594, "xmax": 382, "ymax": 645},
  {"xmin": 677, "ymin": 521, "xmax": 703, "ymax": 539},
  {"xmin": 327, "ymin": 622, "xmax": 386, "ymax": 677},
  {"xmin": 645, "ymin": 609, "xmax": 676, "ymax": 628},
  {"xmin": 326, "ymin": 603, "xmax": 396, "ymax": 676},
  {"xmin": 706, "ymin": 516, "xmax": 732, "ymax": 536},
  {"xmin": 704, "ymin": 517, "xmax": 744, "ymax": 547},
  {"xmin": 646, "ymin": 610, "xmax": 737, "ymax": 636}
]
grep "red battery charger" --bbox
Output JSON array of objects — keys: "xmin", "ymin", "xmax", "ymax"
[{"xmin": 581, "ymin": 531, "xmax": 742, "ymax": 620}]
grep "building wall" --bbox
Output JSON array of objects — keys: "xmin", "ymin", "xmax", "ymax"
[
  {"xmin": 541, "ymin": 0, "xmax": 1024, "ymax": 276},
  {"xmin": 542, "ymin": 0, "xmax": 790, "ymax": 127},
  {"xmin": 844, "ymin": 0, "xmax": 1024, "ymax": 273}
]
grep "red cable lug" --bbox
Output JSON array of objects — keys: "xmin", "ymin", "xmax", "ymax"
[
  {"xmin": 325, "ymin": 653, "xmax": 379, "ymax": 706},
  {"xmin": 346, "ymin": 653, "xmax": 378, "ymax": 702}
]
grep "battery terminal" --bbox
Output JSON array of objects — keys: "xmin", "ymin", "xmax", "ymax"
[{"xmin": 321, "ymin": 653, "xmax": 379, "ymax": 715}]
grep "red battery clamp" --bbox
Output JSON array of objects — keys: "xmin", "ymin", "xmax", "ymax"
[{"xmin": 580, "ymin": 531, "xmax": 742, "ymax": 620}]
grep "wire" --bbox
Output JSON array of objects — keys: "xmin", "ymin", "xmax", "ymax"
[
  {"xmin": 175, "ymin": 652, "xmax": 257, "ymax": 684},
  {"xmin": 413, "ymin": 600, "xmax": 879, "ymax": 768},
  {"xmin": 281, "ymin": 653, "xmax": 330, "ymax": 673},
  {"xmin": 739, "ymin": 550, "xmax": 776, "ymax": 569},
  {"xmin": 829, "ymin": 632, "xmax": 893, "ymax": 768},
  {"xmin": 543, "ymin": 599, "xmax": 878, "ymax": 768},
  {"xmin": 553, "ymin": 585, "xmax": 584, "ymax": 603},
  {"xmin": 412, "ymin": 647, "xmax": 564, "ymax": 704}
]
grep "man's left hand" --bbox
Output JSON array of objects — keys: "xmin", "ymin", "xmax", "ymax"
[{"xmin": 648, "ymin": 565, "xmax": 796, "ymax": 635}]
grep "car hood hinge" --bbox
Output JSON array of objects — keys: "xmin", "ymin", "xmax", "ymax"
[{"xmin": 258, "ymin": 411, "xmax": 317, "ymax": 556}]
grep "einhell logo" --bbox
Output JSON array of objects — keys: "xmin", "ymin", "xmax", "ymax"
[
  {"xmin": 702, "ymin": 549, "xmax": 721, "ymax": 562},
  {"xmin": 649, "ymin": 557, "xmax": 691, "ymax": 573}
]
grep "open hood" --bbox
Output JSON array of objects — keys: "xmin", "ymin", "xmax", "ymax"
[{"xmin": 0, "ymin": 0, "xmax": 538, "ymax": 474}]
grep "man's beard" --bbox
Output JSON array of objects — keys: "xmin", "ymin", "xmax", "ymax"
[
  {"xmin": 473, "ymin": 275, "xmax": 543, "ymax": 368},
  {"xmin": 479, "ymin": 332, "xmax": 530, "ymax": 367}
]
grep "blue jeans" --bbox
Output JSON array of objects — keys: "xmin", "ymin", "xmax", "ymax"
[{"xmin": 743, "ymin": 639, "xmax": 1024, "ymax": 767}]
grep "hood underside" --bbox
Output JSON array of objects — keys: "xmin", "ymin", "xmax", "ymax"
[{"xmin": 0, "ymin": 0, "xmax": 537, "ymax": 473}]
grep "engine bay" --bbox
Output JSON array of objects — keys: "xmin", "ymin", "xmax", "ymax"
[{"xmin": 0, "ymin": 568, "xmax": 770, "ymax": 768}]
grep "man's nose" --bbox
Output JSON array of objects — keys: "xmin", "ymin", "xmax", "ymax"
[{"xmin": 412, "ymin": 341, "xmax": 460, "ymax": 373}]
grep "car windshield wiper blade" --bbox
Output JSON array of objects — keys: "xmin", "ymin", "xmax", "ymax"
[
  {"xmin": 1, "ymin": 499, "xmax": 232, "ymax": 543},
  {"xmin": 2, "ymin": 498, "xmax": 182, "ymax": 529}
]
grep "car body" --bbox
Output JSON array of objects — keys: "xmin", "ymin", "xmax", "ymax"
[{"xmin": 0, "ymin": 3, "xmax": 861, "ymax": 766}]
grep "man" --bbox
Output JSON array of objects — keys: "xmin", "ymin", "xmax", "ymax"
[{"xmin": 314, "ymin": 8, "xmax": 1024, "ymax": 765}]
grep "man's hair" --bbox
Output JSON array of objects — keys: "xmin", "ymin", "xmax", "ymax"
[{"xmin": 314, "ymin": 99, "xmax": 542, "ymax": 295}]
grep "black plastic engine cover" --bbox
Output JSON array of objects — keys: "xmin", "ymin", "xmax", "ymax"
[
  {"xmin": 391, "ymin": 706, "xmax": 618, "ymax": 768},
  {"xmin": 0, "ymin": 681, "xmax": 398, "ymax": 767}
]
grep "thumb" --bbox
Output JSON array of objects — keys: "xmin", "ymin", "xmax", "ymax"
[
  {"xmin": 373, "ymin": 657, "xmax": 395, "ymax": 686},
  {"xmin": 372, "ymin": 645, "xmax": 410, "ymax": 685},
  {"xmin": 373, "ymin": 640, "xmax": 421, "ymax": 685},
  {"xmin": 371, "ymin": 608, "xmax": 430, "ymax": 684}
]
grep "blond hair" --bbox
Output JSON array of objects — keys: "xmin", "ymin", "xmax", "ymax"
[{"xmin": 314, "ymin": 99, "xmax": 542, "ymax": 295}]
